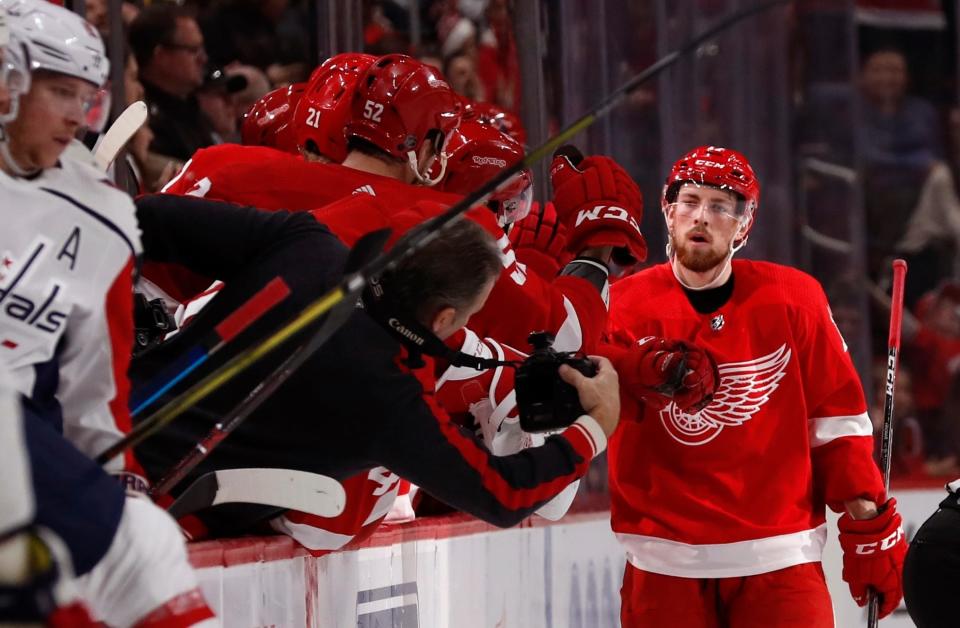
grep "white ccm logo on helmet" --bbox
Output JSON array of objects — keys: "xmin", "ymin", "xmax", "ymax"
[
  {"xmin": 693, "ymin": 159, "xmax": 726, "ymax": 169},
  {"xmin": 575, "ymin": 205, "xmax": 641, "ymax": 235},
  {"xmin": 854, "ymin": 527, "xmax": 904, "ymax": 555}
]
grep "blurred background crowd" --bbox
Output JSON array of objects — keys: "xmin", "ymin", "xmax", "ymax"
[{"xmin": 70, "ymin": 0, "xmax": 960, "ymax": 490}]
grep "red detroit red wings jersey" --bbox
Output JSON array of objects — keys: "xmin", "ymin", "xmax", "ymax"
[
  {"xmin": 156, "ymin": 143, "xmax": 606, "ymax": 353},
  {"xmin": 606, "ymin": 260, "xmax": 884, "ymax": 578}
]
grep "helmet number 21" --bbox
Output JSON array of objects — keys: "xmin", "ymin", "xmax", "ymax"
[{"xmin": 363, "ymin": 100, "xmax": 384, "ymax": 123}]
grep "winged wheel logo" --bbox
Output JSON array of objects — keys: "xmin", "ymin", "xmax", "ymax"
[{"xmin": 660, "ymin": 344, "xmax": 791, "ymax": 445}]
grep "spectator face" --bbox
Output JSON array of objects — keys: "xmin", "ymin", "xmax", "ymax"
[
  {"xmin": 152, "ymin": 17, "xmax": 207, "ymax": 95},
  {"xmin": 197, "ymin": 89, "xmax": 237, "ymax": 139},
  {"xmin": 928, "ymin": 297, "xmax": 960, "ymax": 337},
  {"xmin": 861, "ymin": 50, "xmax": 908, "ymax": 107},
  {"xmin": 85, "ymin": 0, "xmax": 108, "ymax": 33},
  {"xmin": 446, "ymin": 55, "xmax": 478, "ymax": 99},
  {"xmin": 667, "ymin": 183, "xmax": 745, "ymax": 273},
  {"xmin": 5, "ymin": 72, "xmax": 97, "ymax": 170}
]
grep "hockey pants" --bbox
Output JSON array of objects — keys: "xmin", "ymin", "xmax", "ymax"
[
  {"xmin": 620, "ymin": 562, "xmax": 834, "ymax": 628},
  {"xmin": 23, "ymin": 404, "xmax": 216, "ymax": 626}
]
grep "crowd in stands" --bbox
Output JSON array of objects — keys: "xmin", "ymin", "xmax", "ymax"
[
  {"xmin": 854, "ymin": 35, "xmax": 960, "ymax": 483},
  {"xmin": 87, "ymin": 0, "xmax": 522, "ymax": 193}
]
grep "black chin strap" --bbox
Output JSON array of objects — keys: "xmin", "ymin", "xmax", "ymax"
[{"xmin": 362, "ymin": 280, "xmax": 518, "ymax": 371}]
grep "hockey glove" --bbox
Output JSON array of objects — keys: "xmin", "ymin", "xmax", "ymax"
[
  {"xmin": 508, "ymin": 200, "xmax": 572, "ymax": 279},
  {"xmin": 550, "ymin": 146, "xmax": 646, "ymax": 265},
  {"xmin": 838, "ymin": 498, "xmax": 907, "ymax": 619},
  {"xmin": 619, "ymin": 337, "xmax": 719, "ymax": 412}
]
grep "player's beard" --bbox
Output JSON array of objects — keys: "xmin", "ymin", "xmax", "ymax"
[{"xmin": 672, "ymin": 231, "xmax": 728, "ymax": 273}]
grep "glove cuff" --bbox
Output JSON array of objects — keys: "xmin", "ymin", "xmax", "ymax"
[{"xmin": 838, "ymin": 498, "xmax": 899, "ymax": 534}]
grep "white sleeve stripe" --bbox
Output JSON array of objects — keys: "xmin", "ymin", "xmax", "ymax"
[
  {"xmin": 160, "ymin": 158, "xmax": 192, "ymax": 192},
  {"xmin": 808, "ymin": 412, "xmax": 872, "ymax": 447},
  {"xmin": 572, "ymin": 415, "xmax": 607, "ymax": 457},
  {"xmin": 552, "ymin": 297, "xmax": 584, "ymax": 353}
]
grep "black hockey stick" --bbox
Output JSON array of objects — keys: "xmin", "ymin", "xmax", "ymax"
[
  {"xmin": 867, "ymin": 259, "xmax": 907, "ymax": 628},
  {"xmin": 99, "ymin": 0, "xmax": 789, "ymax": 464}
]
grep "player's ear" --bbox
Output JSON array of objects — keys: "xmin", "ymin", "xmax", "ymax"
[
  {"xmin": 417, "ymin": 137, "xmax": 438, "ymax": 170},
  {"xmin": 430, "ymin": 306, "xmax": 457, "ymax": 336}
]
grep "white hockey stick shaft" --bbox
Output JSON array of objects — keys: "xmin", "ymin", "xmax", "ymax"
[
  {"xmin": 166, "ymin": 468, "xmax": 346, "ymax": 520},
  {"xmin": 93, "ymin": 100, "xmax": 148, "ymax": 172}
]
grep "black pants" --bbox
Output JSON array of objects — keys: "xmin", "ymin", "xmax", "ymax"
[{"xmin": 903, "ymin": 498, "xmax": 960, "ymax": 628}]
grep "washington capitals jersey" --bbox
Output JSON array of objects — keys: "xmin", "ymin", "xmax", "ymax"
[
  {"xmin": 0, "ymin": 161, "xmax": 141, "ymax": 473},
  {"xmin": 606, "ymin": 260, "xmax": 884, "ymax": 578}
]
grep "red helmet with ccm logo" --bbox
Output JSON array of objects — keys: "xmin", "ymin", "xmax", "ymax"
[
  {"xmin": 346, "ymin": 54, "xmax": 462, "ymax": 183},
  {"xmin": 663, "ymin": 146, "xmax": 760, "ymax": 223},
  {"xmin": 241, "ymin": 82, "xmax": 306, "ymax": 152},
  {"xmin": 292, "ymin": 52, "xmax": 375, "ymax": 162},
  {"xmin": 436, "ymin": 120, "xmax": 532, "ymax": 225}
]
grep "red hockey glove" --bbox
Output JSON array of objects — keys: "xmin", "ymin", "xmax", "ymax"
[
  {"xmin": 550, "ymin": 146, "xmax": 646, "ymax": 265},
  {"xmin": 508, "ymin": 201, "xmax": 572, "ymax": 279},
  {"xmin": 838, "ymin": 498, "xmax": 907, "ymax": 619},
  {"xmin": 619, "ymin": 337, "xmax": 719, "ymax": 412}
]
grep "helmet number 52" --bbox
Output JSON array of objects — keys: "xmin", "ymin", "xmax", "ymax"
[{"xmin": 363, "ymin": 100, "xmax": 384, "ymax": 123}]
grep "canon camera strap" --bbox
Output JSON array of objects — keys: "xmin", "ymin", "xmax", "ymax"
[{"xmin": 361, "ymin": 277, "xmax": 517, "ymax": 371}]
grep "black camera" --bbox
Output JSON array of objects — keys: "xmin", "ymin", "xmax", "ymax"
[
  {"xmin": 515, "ymin": 332, "xmax": 597, "ymax": 433},
  {"xmin": 133, "ymin": 293, "xmax": 177, "ymax": 356}
]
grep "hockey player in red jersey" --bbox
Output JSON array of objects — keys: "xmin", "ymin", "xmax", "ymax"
[
  {"xmin": 607, "ymin": 146, "xmax": 906, "ymax": 627},
  {"xmin": 156, "ymin": 54, "xmax": 645, "ymax": 356},
  {"xmin": 0, "ymin": 3, "xmax": 215, "ymax": 625}
]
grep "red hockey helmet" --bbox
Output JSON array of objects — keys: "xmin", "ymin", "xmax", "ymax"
[
  {"xmin": 663, "ymin": 146, "xmax": 760, "ymax": 220},
  {"xmin": 435, "ymin": 120, "xmax": 532, "ymax": 225},
  {"xmin": 241, "ymin": 82, "xmax": 306, "ymax": 153},
  {"xmin": 293, "ymin": 52, "xmax": 376, "ymax": 163},
  {"xmin": 462, "ymin": 99, "xmax": 527, "ymax": 147},
  {"xmin": 346, "ymin": 54, "xmax": 462, "ymax": 185}
]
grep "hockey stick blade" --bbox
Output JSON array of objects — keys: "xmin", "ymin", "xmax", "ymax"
[
  {"xmin": 93, "ymin": 100, "xmax": 148, "ymax": 171},
  {"xmin": 95, "ymin": 1, "xmax": 787, "ymax": 461},
  {"xmin": 166, "ymin": 468, "xmax": 346, "ymax": 519}
]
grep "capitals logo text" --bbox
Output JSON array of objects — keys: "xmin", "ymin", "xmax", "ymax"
[{"xmin": 0, "ymin": 234, "xmax": 77, "ymax": 337}]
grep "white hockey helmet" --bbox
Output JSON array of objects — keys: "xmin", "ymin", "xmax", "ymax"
[
  {"xmin": 0, "ymin": 7, "xmax": 30, "ymax": 124},
  {"xmin": 1, "ymin": 0, "xmax": 108, "ymax": 88}
]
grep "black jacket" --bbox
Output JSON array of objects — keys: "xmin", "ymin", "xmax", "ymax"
[
  {"xmin": 131, "ymin": 195, "xmax": 602, "ymax": 532},
  {"xmin": 143, "ymin": 81, "xmax": 218, "ymax": 162}
]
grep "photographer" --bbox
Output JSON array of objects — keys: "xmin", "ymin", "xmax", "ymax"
[{"xmin": 128, "ymin": 194, "xmax": 619, "ymax": 533}]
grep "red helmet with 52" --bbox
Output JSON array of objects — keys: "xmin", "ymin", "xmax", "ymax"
[{"xmin": 346, "ymin": 54, "xmax": 461, "ymax": 185}]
